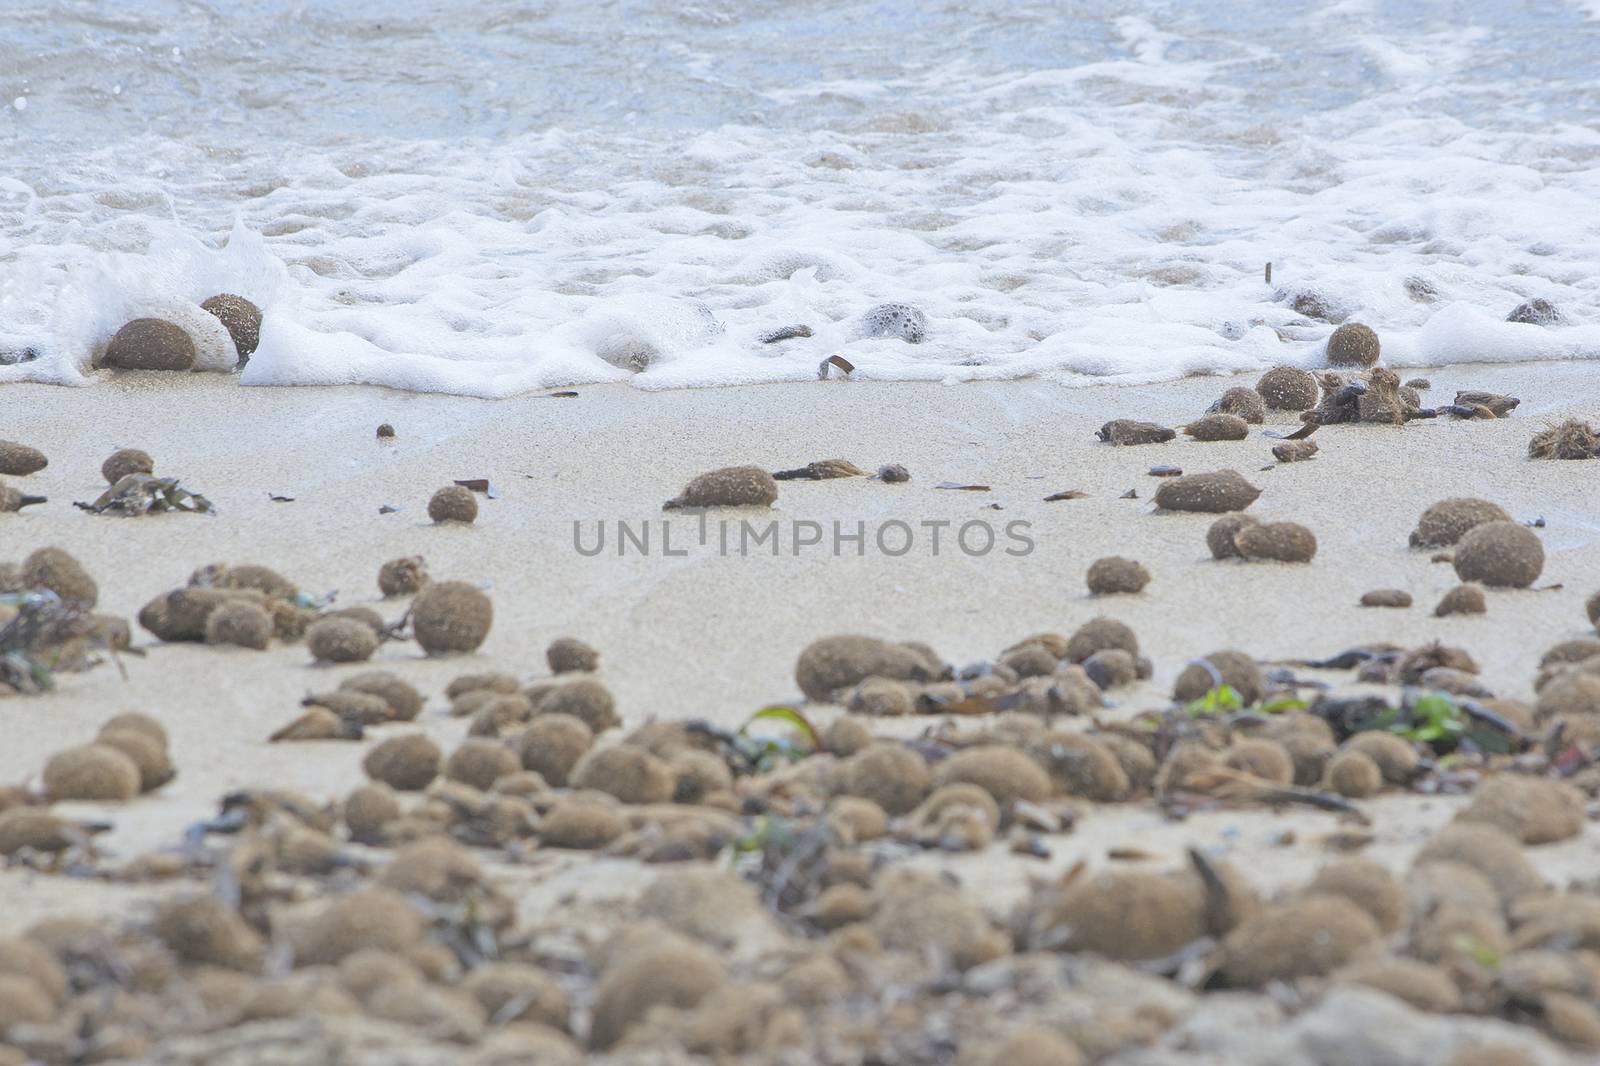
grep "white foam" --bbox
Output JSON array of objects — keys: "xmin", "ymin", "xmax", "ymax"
[{"xmin": 2, "ymin": 3, "xmax": 1597, "ymax": 396}]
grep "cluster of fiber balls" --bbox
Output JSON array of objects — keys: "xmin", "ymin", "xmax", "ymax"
[{"xmin": 2, "ymin": 618, "xmax": 1598, "ymax": 1060}]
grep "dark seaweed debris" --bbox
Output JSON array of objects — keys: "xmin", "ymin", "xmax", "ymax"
[
  {"xmin": 1311, "ymin": 689, "xmax": 1521, "ymax": 754},
  {"xmin": 0, "ymin": 591, "xmax": 118, "ymax": 693},
  {"xmin": 75, "ymin": 475, "xmax": 214, "ymax": 516}
]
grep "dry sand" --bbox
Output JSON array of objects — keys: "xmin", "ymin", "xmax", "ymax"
[{"xmin": 2, "ymin": 363, "xmax": 1598, "ymax": 928}]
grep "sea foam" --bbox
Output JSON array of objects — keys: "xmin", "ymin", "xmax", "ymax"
[{"xmin": 1, "ymin": 0, "xmax": 1596, "ymax": 396}]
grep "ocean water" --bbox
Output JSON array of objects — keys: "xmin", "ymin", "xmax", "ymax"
[{"xmin": 2, "ymin": 0, "xmax": 1599, "ymax": 396}]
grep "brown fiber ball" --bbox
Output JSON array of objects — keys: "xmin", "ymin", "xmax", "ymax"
[
  {"xmin": 22, "ymin": 546, "xmax": 98, "ymax": 606},
  {"xmin": 1026, "ymin": 731, "xmax": 1130, "ymax": 801},
  {"xmin": 100, "ymin": 318, "xmax": 196, "ymax": 371},
  {"xmin": 1086, "ymin": 556, "xmax": 1150, "ymax": 595},
  {"xmin": 1207, "ymin": 513, "xmax": 1258, "ymax": 559},
  {"xmin": 200, "ymin": 294, "xmax": 263, "ymax": 363},
  {"xmin": 1436, "ymin": 584, "xmax": 1487, "ymax": 616},
  {"xmin": 445, "ymin": 738, "xmax": 521, "ymax": 791},
  {"xmin": 1000, "ymin": 643, "xmax": 1057, "ymax": 678},
  {"xmin": 589, "ymin": 936, "xmax": 727, "ymax": 1049},
  {"xmin": 1098, "ymin": 419, "xmax": 1175, "ymax": 446},
  {"xmin": 134, "ymin": 585, "xmax": 233, "ymax": 642},
  {"xmin": 1452, "ymin": 521, "xmax": 1544, "ymax": 589},
  {"xmin": 326, "ymin": 605, "xmax": 384, "ymax": 635},
  {"xmin": 1256, "ymin": 366, "xmax": 1319, "ymax": 410},
  {"xmin": 339, "ymin": 672, "xmax": 424, "ymax": 721},
  {"xmin": 516, "ymin": 714, "xmax": 594, "ymax": 787},
  {"xmin": 847, "ymin": 677, "xmax": 917, "ymax": 716},
  {"xmin": 1360, "ymin": 589, "xmax": 1412, "ymax": 608},
  {"xmin": 293, "ymin": 889, "xmax": 425, "ymax": 966},
  {"xmin": 1323, "ymin": 750, "xmax": 1382, "ymax": 797},
  {"xmin": 307, "ymin": 690, "xmax": 391, "ymax": 726},
  {"xmin": 823, "ymin": 717, "xmax": 873, "ymax": 758},
  {"xmin": 42, "ymin": 744, "xmax": 141, "ymax": 801},
  {"xmin": 96, "ymin": 729, "xmax": 175, "ymax": 793},
  {"xmin": 794, "ymin": 634, "xmax": 935, "ymax": 702},
  {"xmin": 1535, "ymin": 672, "xmax": 1600, "ymax": 723},
  {"xmin": 152, "ymin": 896, "xmax": 265, "ymax": 970},
  {"xmin": 1212, "ymin": 386, "xmax": 1266, "ymax": 424},
  {"xmin": 1456, "ymin": 775, "xmax": 1585, "ymax": 845},
  {"xmin": 1185, "ymin": 413, "xmax": 1250, "ymax": 441},
  {"xmin": 101, "ymin": 448, "xmax": 154, "ymax": 484},
  {"xmin": 571, "ymin": 745, "xmax": 675, "ymax": 805},
  {"xmin": 1064, "ymin": 618, "xmax": 1139, "ymax": 663},
  {"xmin": 462, "ymin": 963, "xmax": 569, "ymax": 1032},
  {"xmin": 838, "ymin": 743, "xmax": 930, "ymax": 815},
  {"xmin": 362, "ymin": 734, "xmax": 442, "ymax": 791},
  {"xmin": 1327, "ymin": 323, "xmax": 1380, "ymax": 367},
  {"xmin": 1410, "ymin": 498, "xmax": 1509, "ymax": 548},
  {"xmin": 1095, "ymin": 732, "xmax": 1157, "ymax": 793},
  {"xmin": 1541, "ymin": 640, "xmax": 1600, "ymax": 671},
  {"xmin": 412, "ymin": 581, "xmax": 493, "ymax": 654},
  {"xmin": 1081, "ymin": 648, "xmax": 1138, "ymax": 690},
  {"xmin": 97, "ymin": 711, "xmax": 168, "ymax": 750},
  {"xmin": 1036, "ymin": 869, "xmax": 1206, "ymax": 961},
  {"xmin": 306, "ymin": 617, "xmax": 378, "ymax": 663},
  {"xmin": 1305, "ymin": 858, "xmax": 1407, "ymax": 933},
  {"xmin": 448, "ymin": 672, "xmax": 520, "ymax": 700},
  {"xmin": 663, "ymin": 466, "xmax": 778, "ymax": 510},
  {"xmin": 0, "ymin": 441, "xmax": 47, "ymax": 477},
  {"xmin": 932, "ymin": 747, "xmax": 1051, "ymax": 811},
  {"xmin": 1414, "ymin": 823, "xmax": 1544, "ymax": 904},
  {"xmin": 1235, "ymin": 521, "xmax": 1317, "ymax": 563},
  {"xmin": 1342, "ymin": 732, "xmax": 1419, "ymax": 785},
  {"xmin": 1335, "ymin": 957, "xmax": 1461, "ymax": 1013},
  {"xmin": 669, "ymin": 749, "xmax": 733, "ymax": 803},
  {"xmin": 537, "ymin": 678, "xmax": 619, "ymax": 733},
  {"xmin": 1172, "ymin": 650, "xmax": 1263, "ymax": 704},
  {"xmin": 1153, "ymin": 469, "xmax": 1261, "ymax": 513},
  {"xmin": 428, "ymin": 485, "xmax": 478, "ymax": 524},
  {"xmin": 378, "ymin": 837, "xmax": 483, "ymax": 902},
  {"xmin": 343, "ymin": 784, "xmax": 402, "ymax": 844},
  {"xmin": 1155, "ymin": 742, "xmax": 1222, "ymax": 795},
  {"xmin": 539, "ymin": 795, "xmax": 626, "ymax": 849},
  {"xmin": 871, "ymin": 872, "xmax": 1007, "ymax": 970},
  {"xmin": 204, "ymin": 600, "xmax": 274, "ymax": 650},
  {"xmin": 1219, "ymin": 896, "xmax": 1381, "ymax": 986},
  {"xmin": 378, "ymin": 556, "xmax": 429, "ymax": 597},
  {"xmin": 1223, "ymin": 738, "xmax": 1293, "ymax": 784},
  {"xmin": 546, "ymin": 637, "xmax": 600, "ymax": 674}
]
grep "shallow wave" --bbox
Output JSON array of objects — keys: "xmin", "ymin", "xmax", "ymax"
[{"xmin": 2, "ymin": 1, "xmax": 1597, "ymax": 394}]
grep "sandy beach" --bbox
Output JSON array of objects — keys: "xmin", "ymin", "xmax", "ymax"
[
  {"xmin": 2, "ymin": 363, "xmax": 1599, "ymax": 1063},
  {"xmin": 8, "ymin": 0, "xmax": 1600, "ymax": 1059}
]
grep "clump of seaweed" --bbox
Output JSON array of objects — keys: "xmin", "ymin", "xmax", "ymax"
[
  {"xmin": 75, "ymin": 474, "xmax": 214, "ymax": 516},
  {"xmin": 1528, "ymin": 419, "xmax": 1599, "ymax": 460},
  {"xmin": 0, "ymin": 591, "xmax": 123, "ymax": 694}
]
